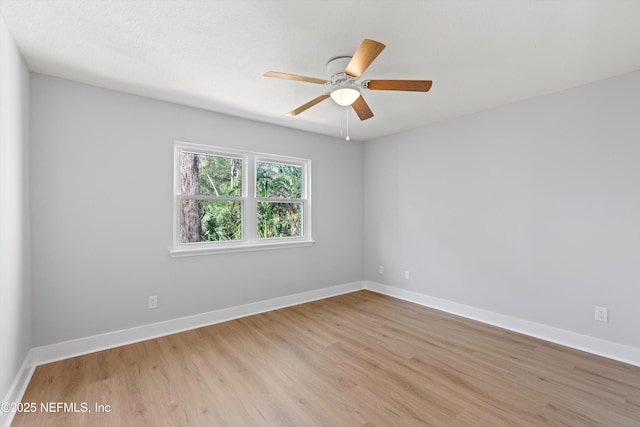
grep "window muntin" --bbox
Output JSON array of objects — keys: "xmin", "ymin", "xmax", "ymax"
[{"xmin": 173, "ymin": 142, "xmax": 312, "ymax": 255}]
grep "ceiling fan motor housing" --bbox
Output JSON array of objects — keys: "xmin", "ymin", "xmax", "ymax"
[{"xmin": 326, "ymin": 56, "xmax": 356, "ymax": 84}]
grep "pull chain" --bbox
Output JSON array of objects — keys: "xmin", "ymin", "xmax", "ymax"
[{"xmin": 345, "ymin": 106, "xmax": 350, "ymax": 141}]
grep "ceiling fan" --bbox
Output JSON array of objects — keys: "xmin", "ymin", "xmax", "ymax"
[{"xmin": 264, "ymin": 39, "xmax": 432, "ymax": 121}]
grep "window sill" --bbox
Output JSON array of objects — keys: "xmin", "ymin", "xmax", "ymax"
[{"xmin": 169, "ymin": 239, "xmax": 315, "ymax": 257}]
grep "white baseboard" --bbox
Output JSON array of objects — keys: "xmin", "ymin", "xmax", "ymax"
[
  {"xmin": 0, "ymin": 349, "xmax": 35, "ymax": 427},
  {"xmin": 364, "ymin": 281, "xmax": 640, "ymax": 367},
  {"xmin": 31, "ymin": 281, "xmax": 365, "ymax": 366}
]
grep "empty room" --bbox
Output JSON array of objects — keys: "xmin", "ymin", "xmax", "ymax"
[{"xmin": 2, "ymin": 1, "xmax": 640, "ymax": 425}]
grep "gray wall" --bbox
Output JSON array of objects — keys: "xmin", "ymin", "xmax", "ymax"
[
  {"xmin": 30, "ymin": 74, "xmax": 364, "ymax": 346},
  {"xmin": 0, "ymin": 16, "xmax": 31, "ymax": 400},
  {"xmin": 364, "ymin": 71, "xmax": 640, "ymax": 348}
]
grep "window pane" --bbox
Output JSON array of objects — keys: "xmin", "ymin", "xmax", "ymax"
[
  {"xmin": 180, "ymin": 152, "xmax": 242, "ymax": 197},
  {"xmin": 257, "ymin": 202, "xmax": 302, "ymax": 238},
  {"xmin": 256, "ymin": 162, "xmax": 302, "ymax": 198},
  {"xmin": 180, "ymin": 199, "xmax": 242, "ymax": 242}
]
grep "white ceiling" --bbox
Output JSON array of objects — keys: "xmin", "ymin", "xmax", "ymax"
[{"xmin": 1, "ymin": 1, "xmax": 639, "ymax": 141}]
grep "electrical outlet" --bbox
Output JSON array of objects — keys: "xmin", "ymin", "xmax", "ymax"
[
  {"xmin": 148, "ymin": 295, "xmax": 158, "ymax": 310},
  {"xmin": 595, "ymin": 306, "xmax": 608, "ymax": 323},
  {"xmin": 404, "ymin": 271, "xmax": 410, "ymax": 280},
  {"xmin": 378, "ymin": 265, "xmax": 384, "ymax": 275}
]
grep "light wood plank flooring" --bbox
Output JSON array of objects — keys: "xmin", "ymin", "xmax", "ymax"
[{"xmin": 12, "ymin": 290, "xmax": 640, "ymax": 426}]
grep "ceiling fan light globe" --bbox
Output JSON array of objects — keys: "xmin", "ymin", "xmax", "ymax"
[{"xmin": 330, "ymin": 88, "xmax": 360, "ymax": 106}]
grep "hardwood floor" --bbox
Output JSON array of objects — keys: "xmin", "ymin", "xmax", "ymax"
[{"xmin": 12, "ymin": 291, "xmax": 640, "ymax": 426}]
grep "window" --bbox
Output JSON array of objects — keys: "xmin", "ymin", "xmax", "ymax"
[
  {"xmin": 179, "ymin": 152, "xmax": 243, "ymax": 243},
  {"xmin": 171, "ymin": 142, "xmax": 313, "ymax": 256},
  {"xmin": 256, "ymin": 161, "xmax": 303, "ymax": 239}
]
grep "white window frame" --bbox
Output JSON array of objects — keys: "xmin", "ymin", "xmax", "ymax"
[{"xmin": 170, "ymin": 141, "xmax": 313, "ymax": 257}]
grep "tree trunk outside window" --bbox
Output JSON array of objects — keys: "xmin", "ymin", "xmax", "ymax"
[{"xmin": 180, "ymin": 153, "xmax": 201, "ymax": 242}]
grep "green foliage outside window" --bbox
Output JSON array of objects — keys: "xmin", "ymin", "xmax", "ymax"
[
  {"xmin": 256, "ymin": 162, "xmax": 302, "ymax": 239},
  {"xmin": 180, "ymin": 153, "xmax": 242, "ymax": 243}
]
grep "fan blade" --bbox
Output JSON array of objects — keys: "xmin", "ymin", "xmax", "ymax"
[
  {"xmin": 345, "ymin": 39, "xmax": 386, "ymax": 78},
  {"xmin": 287, "ymin": 94, "xmax": 330, "ymax": 116},
  {"xmin": 351, "ymin": 96, "xmax": 374, "ymax": 121},
  {"xmin": 264, "ymin": 71, "xmax": 327, "ymax": 85},
  {"xmin": 366, "ymin": 80, "xmax": 433, "ymax": 92}
]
